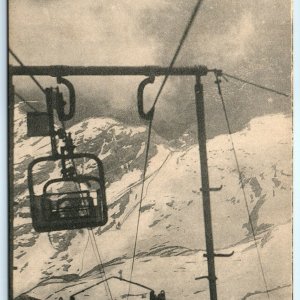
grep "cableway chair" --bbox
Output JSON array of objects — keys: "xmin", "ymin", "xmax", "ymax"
[{"xmin": 28, "ymin": 153, "xmax": 108, "ymax": 232}]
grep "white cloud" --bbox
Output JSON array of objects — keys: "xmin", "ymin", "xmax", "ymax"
[{"xmin": 9, "ymin": 0, "xmax": 162, "ymax": 65}]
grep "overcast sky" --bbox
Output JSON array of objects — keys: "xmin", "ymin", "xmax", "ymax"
[{"xmin": 9, "ymin": 0, "xmax": 291, "ymax": 139}]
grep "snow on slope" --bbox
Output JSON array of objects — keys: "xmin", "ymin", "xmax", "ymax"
[
  {"xmin": 13, "ymin": 104, "xmax": 169, "ymax": 296},
  {"xmin": 13, "ymin": 107, "xmax": 292, "ymax": 299}
]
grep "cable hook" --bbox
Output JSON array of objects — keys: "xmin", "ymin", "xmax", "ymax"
[
  {"xmin": 56, "ymin": 77, "xmax": 76, "ymax": 121},
  {"xmin": 137, "ymin": 75, "xmax": 155, "ymax": 121}
]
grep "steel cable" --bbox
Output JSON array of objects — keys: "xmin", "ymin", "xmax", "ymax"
[
  {"xmin": 215, "ymin": 73, "xmax": 270, "ymax": 299},
  {"xmin": 9, "ymin": 48, "xmax": 46, "ymax": 94},
  {"xmin": 222, "ymin": 72, "xmax": 289, "ymax": 97}
]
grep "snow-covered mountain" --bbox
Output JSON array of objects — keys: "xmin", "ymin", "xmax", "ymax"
[{"xmin": 13, "ymin": 105, "xmax": 292, "ymax": 300}]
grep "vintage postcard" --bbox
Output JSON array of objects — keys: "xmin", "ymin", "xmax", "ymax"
[{"xmin": 9, "ymin": 1, "xmax": 292, "ymax": 299}]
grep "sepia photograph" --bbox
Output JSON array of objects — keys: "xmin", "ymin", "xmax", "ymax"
[{"xmin": 8, "ymin": 1, "xmax": 292, "ymax": 299}]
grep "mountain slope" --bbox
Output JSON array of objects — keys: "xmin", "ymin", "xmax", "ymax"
[{"xmin": 13, "ymin": 107, "xmax": 292, "ymax": 299}]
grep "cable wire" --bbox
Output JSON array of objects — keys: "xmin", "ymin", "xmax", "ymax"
[
  {"xmin": 152, "ymin": 0, "xmax": 204, "ymax": 108},
  {"xmin": 15, "ymin": 92, "xmax": 38, "ymax": 112},
  {"xmin": 78, "ymin": 233, "xmax": 90, "ymax": 275},
  {"xmin": 9, "ymin": 48, "xmax": 46, "ymax": 94},
  {"xmin": 214, "ymin": 73, "xmax": 270, "ymax": 299},
  {"xmin": 222, "ymin": 72, "xmax": 290, "ymax": 98},
  {"xmin": 88, "ymin": 229, "xmax": 110, "ymax": 299},
  {"xmin": 10, "ymin": 50, "xmax": 42, "ymax": 112},
  {"xmin": 126, "ymin": 1, "xmax": 204, "ymax": 298},
  {"xmin": 88, "ymin": 228, "xmax": 114, "ymax": 300},
  {"xmin": 126, "ymin": 120, "xmax": 153, "ymax": 299}
]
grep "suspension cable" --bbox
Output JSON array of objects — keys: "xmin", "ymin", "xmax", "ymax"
[
  {"xmin": 222, "ymin": 72, "xmax": 290, "ymax": 98},
  {"xmin": 152, "ymin": 0, "xmax": 204, "ymax": 108},
  {"xmin": 14, "ymin": 92, "xmax": 39, "ymax": 112},
  {"xmin": 88, "ymin": 228, "xmax": 114, "ymax": 300},
  {"xmin": 126, "ymin": 1, "xmax": 204, "ymax": 298},
  {"xmin": 126, "ymin": 121, "xmax": 153, "ymax": 299},
  {"xmin": 214, "ymin": 73, "xmax": 270, "ymax": 299},
  {"xmin": 9, "ymin": 48, "xmax": 46, "ymax": 94},
  {"xmin": 78, "ymin": 232, "xmax": 90, "ymax": 274},
  {"xmin": 9, "ymin": 49, "xmax": 43, "ymax": 113}
]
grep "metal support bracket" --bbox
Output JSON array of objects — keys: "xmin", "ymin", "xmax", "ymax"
[
  {"xmin": 203, "ymin": 251, "xmax": 234, "ymax": 258},
  {"xmin": 200, "ymin": 185, "xmax": 223, "ymax": 192},
  {"xmin": 195, "ymin": 275, "xmax": 218, "ymax": 281}
]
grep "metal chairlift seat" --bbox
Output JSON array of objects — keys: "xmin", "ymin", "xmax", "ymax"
[{"xmin": 28, "ymin": 153, "xmax": 108, "ymax": 232}]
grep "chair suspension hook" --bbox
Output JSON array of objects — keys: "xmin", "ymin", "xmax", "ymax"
[
  {"xmin": 56, "ymin": 76, "xmax": 76, "ymax": 122},
  {"xmin": 137, "ymin": 75, "xmax": 155, "ymax": 121}
]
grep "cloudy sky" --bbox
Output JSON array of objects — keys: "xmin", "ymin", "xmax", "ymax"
[{"xmin": 9, "ymin": 0, "xmax": 291, "ymax": 139}]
